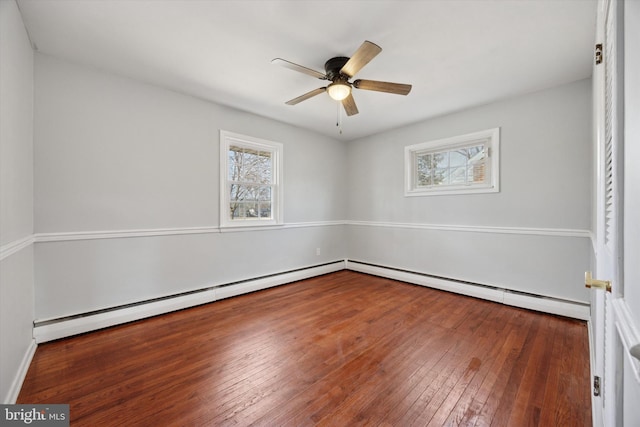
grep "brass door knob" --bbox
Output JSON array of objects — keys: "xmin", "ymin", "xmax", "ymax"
[{"xmin": 585, "ymin": 271, "xmax": 612, "ymax": 292}]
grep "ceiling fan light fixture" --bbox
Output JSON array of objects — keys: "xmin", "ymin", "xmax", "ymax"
[{"xmin": 327, "ymin": 81, "xmax": 351, "ymax": 101}]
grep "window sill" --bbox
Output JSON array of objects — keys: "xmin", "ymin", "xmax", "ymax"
[
  {"xmin": 219, "ymin": 222, "xmax": 284, "ymax": 232},
  {"xmin": 405, "ymin": 185, "xmax": 499, "ymax": 197}
]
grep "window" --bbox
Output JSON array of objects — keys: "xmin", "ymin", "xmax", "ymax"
[
  {"xmin": 220, "ymin": 130, "xmax": 283, "ymax": 228},
  {"xmin": 405, "ymin": 128, "xmax": 499, "ymax": 196}
]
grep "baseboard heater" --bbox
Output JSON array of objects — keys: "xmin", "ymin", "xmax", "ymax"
[
  {"xmin": 345, "ymin": 260, "xmax": 590, "ymax": 321},
  {"xmin": 33, "ymin": 260, "xmax": 346, "ymax": 343},
  {"xmin": 33, "ymin": 258, "xmax": 589, "ymax": 343}
]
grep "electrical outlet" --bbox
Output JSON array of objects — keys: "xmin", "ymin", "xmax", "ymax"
[{"xmin": 316, "ymin": 248, "xmax": 321, "ymax": 256}]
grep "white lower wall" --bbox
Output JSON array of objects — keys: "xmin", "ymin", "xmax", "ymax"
[
  {"xmin": 34, "ymin": 260, "xmax": 346, "ymax": 343},
  {"xmin": 346, "ymin": 260, "xmax": 590, "ymax": 320},
  {"xmin": 347, "ymin": 223, "xmax": 591, "ymax": 303},
  {"xmin": 35, "ymin": 254, "xmax": 592, "ymax": 345},
  {"xmin": 34, "ymin": 224, "xmax": 346, "ymax": 321},
  {"xmin": 0, "ymin": 247, "xmax": 36, "ymax": 403}
]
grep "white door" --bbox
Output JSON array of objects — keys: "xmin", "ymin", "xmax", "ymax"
[
  {"xmin": 592, "ymin": 1, "xmax": 640, "ymax": 426},
  {"xmin": 592, "ymin": 0, "xmax": 622, "ymax": 425},
  {"xmin": 618, "ymin": 0, "xmax": 640, "ymax": 425}
]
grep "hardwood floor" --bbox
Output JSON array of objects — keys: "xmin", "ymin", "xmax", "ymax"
[{"xmin": 18, "ymin": 271, "xmax": 591, "ymax": 426}]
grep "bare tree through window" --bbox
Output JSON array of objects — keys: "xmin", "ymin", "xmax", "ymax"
[
  {"xmin": 228, "ymin": 145, "xmax": 273, "ymax": 220},
  {"xmin": 415, "ymin": 145, "xmax": 485, "ymax": 188}
]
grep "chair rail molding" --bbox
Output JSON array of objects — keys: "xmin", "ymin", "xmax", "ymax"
[
  {"xmin": 0, "ymin": 235, "xmax": 35, "ymax": 261},
  {"xmin": 34, "ymin": 221, "xmax": 345, "ymax": 242},
  {"xmin": 32, "ymin": 220, "xmax": 591, "ymax": 244},
  {"xmin": 346, "ymin": 220, "xmax": 591, "ymax": 238}
]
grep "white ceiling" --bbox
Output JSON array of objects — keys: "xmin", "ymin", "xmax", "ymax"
[{"xmin": 17, "ymin": 0, "xmax": 597, "ymax": 141}]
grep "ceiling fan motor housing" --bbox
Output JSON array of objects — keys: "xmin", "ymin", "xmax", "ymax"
[{"xmin": 324, "ymin": 57, "xmax": 350, "ymax": 81}]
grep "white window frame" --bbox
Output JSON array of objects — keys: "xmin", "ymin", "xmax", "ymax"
[
  {"xmin": 219, "ymin": 130, "xmax": 283, "ymax": 228},
  {"xmin": 404, "ymin": 128, "xmax": 500, "ymax": 197}
]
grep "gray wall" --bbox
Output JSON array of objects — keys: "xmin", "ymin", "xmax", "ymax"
[
  {"xmin": 33, "ymin": 54, "xmax": 347, "ymax": 321},
  {"xmin": 0, "ymin": 0, "xmax": 35, "ymax": 403},
  {"xmin": 346, "ymin": 79, "xmax": 592, "ymax": 302}
]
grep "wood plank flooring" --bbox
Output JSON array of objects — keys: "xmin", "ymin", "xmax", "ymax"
[{"xmin": 18, "ymin": 271, "xmax": 591, "ymax": 426}]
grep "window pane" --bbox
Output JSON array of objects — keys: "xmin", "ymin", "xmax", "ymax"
[
  {"xmin": 258, "ymin": 186, "xmax": 271, "ymax": 201},
  {"xmin": 433, "ymin": 152, "xmax": 448, "ymax": 169},
  {"xmin": 258, "ymin": 202, "xmax": 271, "ymax": 218},
  {"xmin": 246, "ymin": 201, "xmax": 259, "ymax": 217},
  {"xmin": 259, "ymin": 152, "xmax": 272, "ymax": 184},
  {"xmin": 449, "ymin": 166, "xmax": 467, "ymax": 185},
  {"xmin": 469, "ymin": 162, "xmax": 486, "ymax": 183},
  {"xmin": 230, "ymin": 182, "xmax": 264, "ymax": 218},
  {"xmin": 468, "ymin": 146, "xmax": 486, "ymax": 184},
  {"xmin": 233, "ymin": 201, "xmax": 263, "ymax": 219},
  {"xmin": 468, "ymin": 145, "xmax": 483, "ymax": 158},
  {"xmin": 449, "ymin": 149, "xmax": 467, "ymax": 167},
  {"xmin": 416, "ymin": 153, "xmax": 432, "ymax": 186},
  {"xmin": 229, "ymin": 183, "xmax": 240, "ymax": 201},
  {"xmin": 246, "ymin": 185, "xmax": 260, "ymax": 202},
  {"xmin": 229, "ymin": 181, "xmax": 245, "ymax": 219},
  {"xmin": 227, "ymin": 146, "xmax": 272, "ymax": 184},
  {"xmin": 228, "ymin": 149, "xmax": 241, "ymax": 181},
  {"xmin": 231, "ymin": 201, "xmax": 244, "ymax": 219},
  {"xmin": 434, "ymin": 168, "xmax": 448, "ymax": 185},
  {"xmin": 241, "ymin": 150, "xmax": 259, "ymax": 182}
]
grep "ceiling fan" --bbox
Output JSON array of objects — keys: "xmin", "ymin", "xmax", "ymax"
[{"xmin": 272, "ymin": 40, "xmax": 412, "ymax": 117}]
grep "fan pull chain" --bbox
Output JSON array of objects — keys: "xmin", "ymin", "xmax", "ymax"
[{"xmin": 336, "ymin": 102, "xmax": 343, "ymax": 135}]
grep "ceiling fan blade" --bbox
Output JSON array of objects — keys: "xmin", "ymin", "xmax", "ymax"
[
  {"xmin": 271, "ymin": 58, "xmax": 327, "ymax": 80},
  {"xmin": 342, "ymin": 93, "xmax": 359, "ymax": 116},
  {"xmin": 340, "ymin": 41, "xmax": 382, "ymax": 78},
  {"xmin": 353, "ymin": 79, "xmax": 412, "ymax": 95},
  {"xmin": 285, "ymin": 87, "xmax": 327, "ymax": 105}
]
